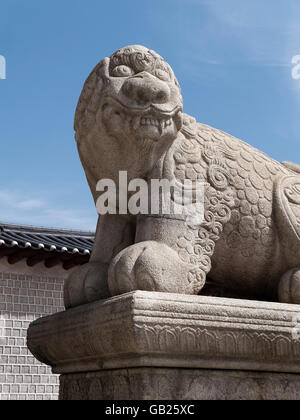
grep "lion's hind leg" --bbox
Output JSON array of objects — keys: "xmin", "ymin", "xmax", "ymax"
[
  {"xmin": 278, "ymin": 268, "xmax": 300, "ymax": 304},
  {"xmin": 275, "ymin": 175, "xmax": 300, "ymax": 268}
]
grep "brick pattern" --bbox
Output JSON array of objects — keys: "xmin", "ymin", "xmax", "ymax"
[{"xmin": 0, "ymin": 271, "xmax": 65, "ymax": 400}]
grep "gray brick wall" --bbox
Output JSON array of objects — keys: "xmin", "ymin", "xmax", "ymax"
[{"xmin": 0, "ymin": 268, "xmax": 66, "ymax": 400}]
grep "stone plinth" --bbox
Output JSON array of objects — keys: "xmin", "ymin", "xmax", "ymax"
[
  {"xmin": 27, "ymin": 291, "xmax": 300, "ymax": 400},
  {"xmin": 59, "ymin": 369, "xmax": 300, "ymax": 400}
]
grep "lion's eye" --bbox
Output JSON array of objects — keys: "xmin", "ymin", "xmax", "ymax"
[
  {"xmin": 155, "ymin": 69, "xmax": 170, "ymax": 82},
  {"xmin": 112, "ymin": 65, "xmax": 134, "ymax": 77}
]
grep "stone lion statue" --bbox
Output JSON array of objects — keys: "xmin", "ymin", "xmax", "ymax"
[{"xmin": 64, "ymin": 45, "xmax": 300, "ymax": 308}]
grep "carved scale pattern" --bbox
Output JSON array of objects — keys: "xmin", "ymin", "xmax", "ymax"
[
  {"xmin": 171, "ymin": 115, "xmax": 236, "ymax": 292},
  {"xmin": 170, "ymin": 114, "xmax": 293, "ymax": 291}
]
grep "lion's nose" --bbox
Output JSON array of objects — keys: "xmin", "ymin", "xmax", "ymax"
[{"xmin": 121, "ymin": 72, "xmax": 171, "ymax": 105}]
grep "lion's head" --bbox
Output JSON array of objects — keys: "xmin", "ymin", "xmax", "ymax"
[{"xmin": 75, "ymin": 45, "xmax": 183, "ymax": 202}]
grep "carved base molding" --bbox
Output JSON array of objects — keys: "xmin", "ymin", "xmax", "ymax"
[
  {"xmin": 59, "ymin": 368, "xmax": 300, "ymax": 400},
  {"xmin": 27, "ymin": 291, "xmax": 300, "ymax": 399}
]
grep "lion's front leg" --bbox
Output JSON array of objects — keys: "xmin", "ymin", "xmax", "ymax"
[
  {"xmin": 108, "ymin": 215, "xmax": 209, "ymax": 296},
  {"xmin": 108, "ymin": 241, "xmax": 194, "ymax": 295},
  {"xmin": 64, "ymin": 214, "xmax": 135, "ymax": 308}
]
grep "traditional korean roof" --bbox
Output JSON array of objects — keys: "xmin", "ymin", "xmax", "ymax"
[{"xmin": 0, "ymin": 222, "xmax": 94, "ymax": 270}]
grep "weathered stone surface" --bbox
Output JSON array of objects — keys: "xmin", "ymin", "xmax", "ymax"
[
  {"xmin": 27, "ymin": 291, "xmax": 300, "ymax": 375},
  {"xmin": 64, "ymin": 44, "xmax": 300, "ymax": 308},
  {"xmin": 59, "ymin": 368, "xmax": 300, "ymax": 400}
]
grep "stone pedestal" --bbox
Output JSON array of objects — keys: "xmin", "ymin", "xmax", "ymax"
[
  {"xmin": 27, "ymin": 291, "xmax": 300, "ymax": 400},
  {"xmin": 59, "ymin": 369, "xmax": 300, "ymax": 400}
]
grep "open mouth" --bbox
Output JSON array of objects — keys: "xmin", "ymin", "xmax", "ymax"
[
  {"xmin": 102, "ymin": 96, "xmax": 183, "ymax": 138},
  {"xmin": 131, "ymin": 113, "xmax": 177, "ymax": 136}
]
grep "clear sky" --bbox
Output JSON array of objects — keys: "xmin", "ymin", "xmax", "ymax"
[{"xmin": 1, "ymin": 0, "xmax": 300, "ymax": 231}]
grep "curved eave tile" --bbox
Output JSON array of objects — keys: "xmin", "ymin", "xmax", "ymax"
[{"xmin": 0, "ymin": 238, "xmax": 92, "ymax": 256}]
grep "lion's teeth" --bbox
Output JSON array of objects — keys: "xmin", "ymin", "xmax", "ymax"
[
  {"xmin": 139, "ymin": 116, "xmax": 171, "ymax": 128},
  {"xmin": 133, "ymin": 116, "xmax": 141, "ymax": 130},
  {"xmin": 159, "ymin": 120, "xmax": 164, "ymax": 134}
]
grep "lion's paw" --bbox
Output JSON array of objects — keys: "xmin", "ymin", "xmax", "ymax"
[
  {"xmin": 108, "ymin": 241, "xmax": 195, "ymax": 296},
  {"xmin": 64, "ymin": 261, "xmax": 110, "ymax": 309}
]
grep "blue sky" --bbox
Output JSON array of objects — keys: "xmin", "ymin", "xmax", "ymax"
[{"xmin": 1, "ymin": 0, "xmax": 300, "ymax": 231}]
